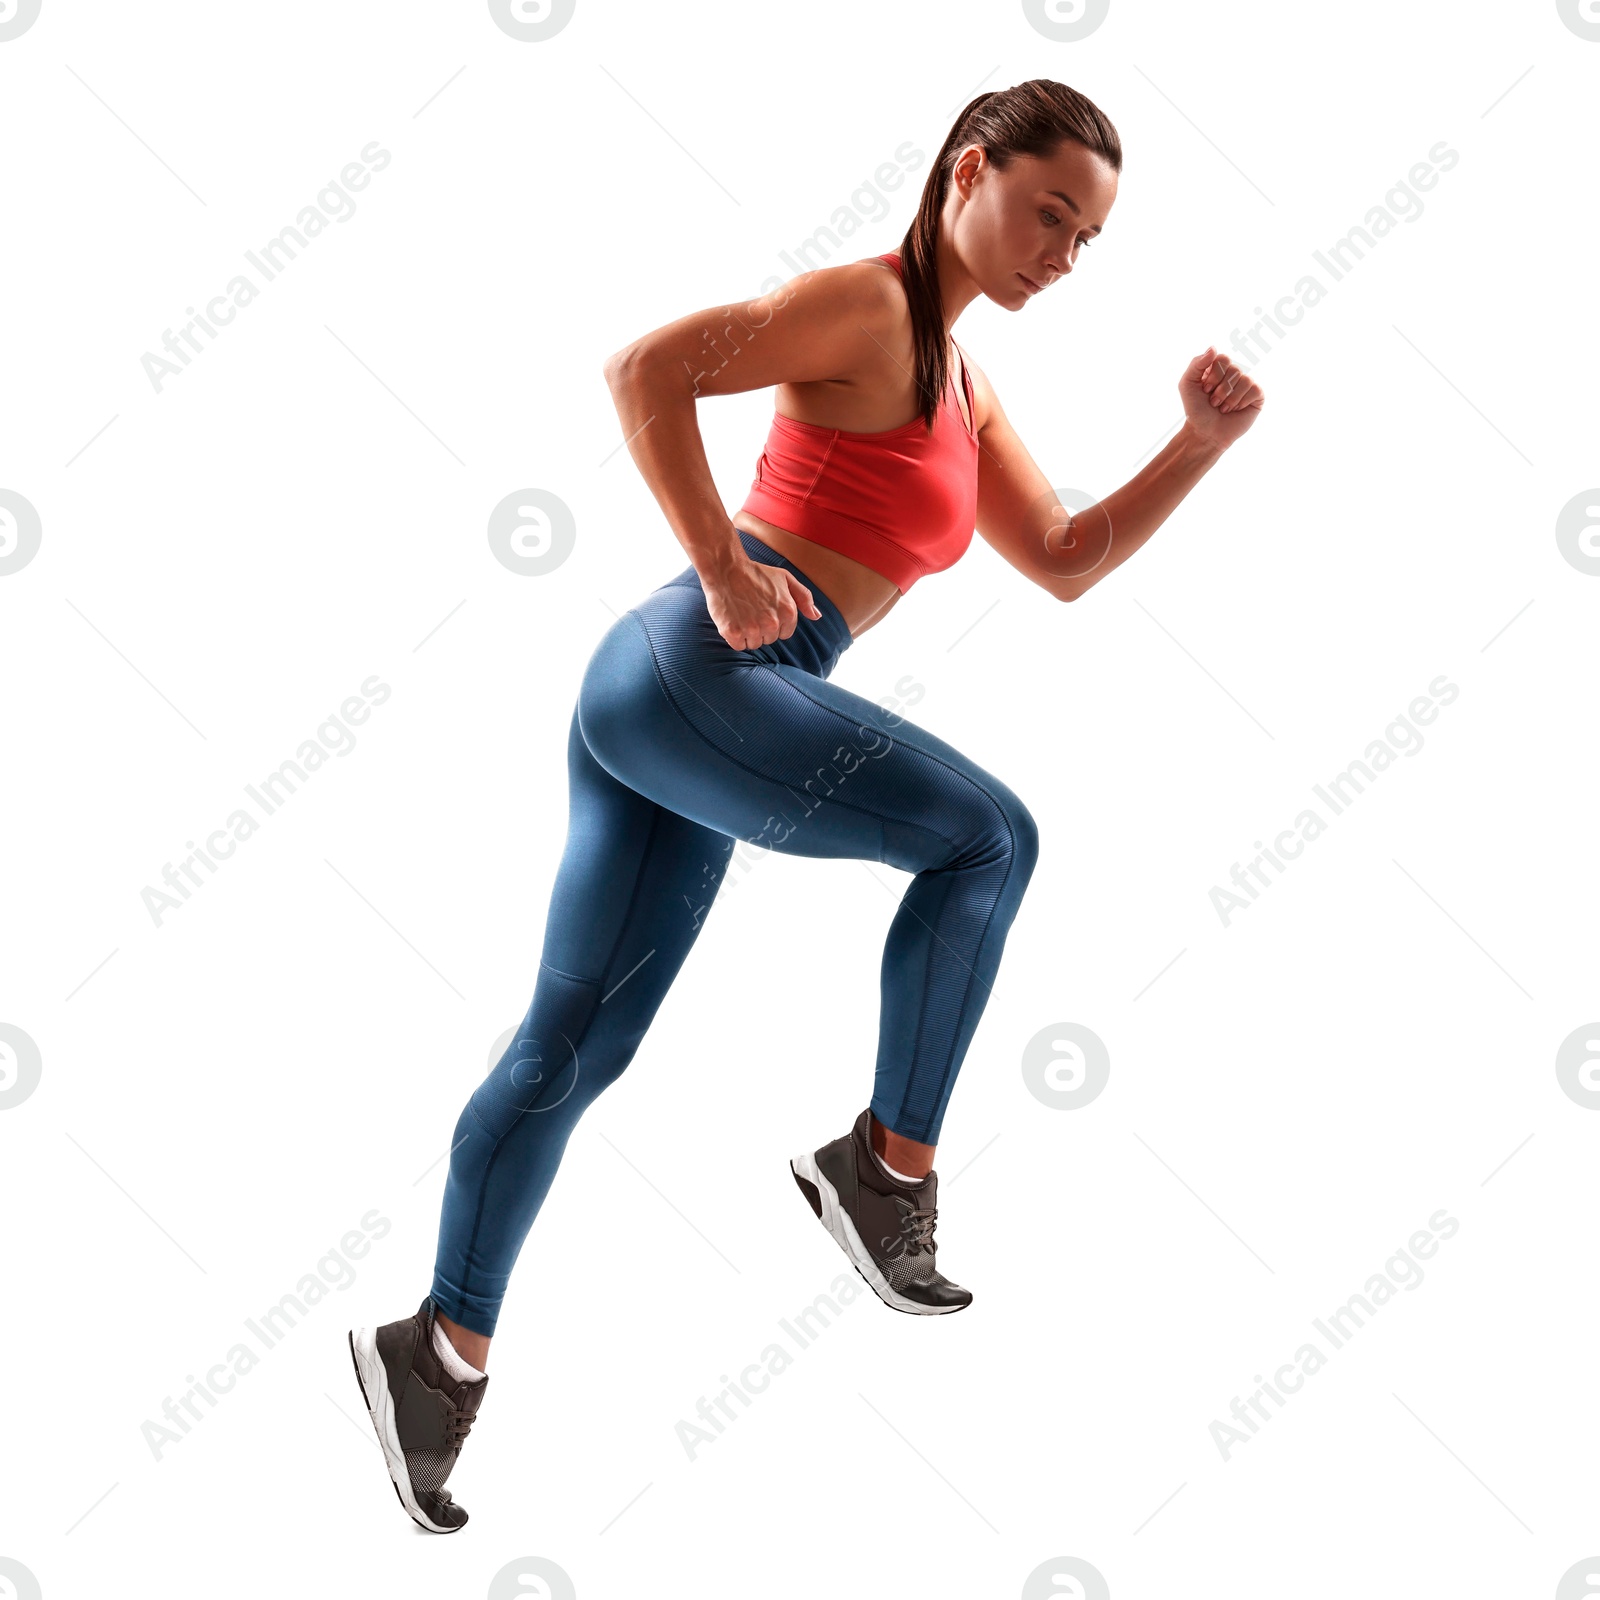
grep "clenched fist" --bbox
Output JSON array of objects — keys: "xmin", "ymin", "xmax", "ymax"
[{"xmin": 1179, "ymin": 347, "xmax": 1265, "ymax": 448}]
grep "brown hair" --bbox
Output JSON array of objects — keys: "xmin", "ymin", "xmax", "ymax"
[{"xmin": 896, "ymin": 80, "xmax": 1122, "ymax": 432}]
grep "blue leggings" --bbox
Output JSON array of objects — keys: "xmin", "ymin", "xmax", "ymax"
[{"xmin": 431, "ymin": 532, "xmax": 1039, "ymax": 1334}]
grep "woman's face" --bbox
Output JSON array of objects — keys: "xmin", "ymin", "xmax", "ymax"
[{"xmin": 954, "ymin": 140, "xmax": 1119, "ymax": 307}]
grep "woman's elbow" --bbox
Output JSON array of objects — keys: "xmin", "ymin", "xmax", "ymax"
[{"xmin": 602, "ymin": 346, "xmax": 633, "ymax": 387}]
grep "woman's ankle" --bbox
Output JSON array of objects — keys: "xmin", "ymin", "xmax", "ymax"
[
  {"xmin": 868, "ymin": 1112, "xmax": 935, "ymax": 1181},
  {"xmin": 435, "ymin": 1310, "xmax": 492, "ymax": 1373}
]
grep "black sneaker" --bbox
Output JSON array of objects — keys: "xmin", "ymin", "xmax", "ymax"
[
  {"xmin": 348, "ymin": 1296, "xmax": 488, "ymax": 1533},
  {"xmin": 790, "ymin": 1108, "xmax": 972, "ymax": 1315}
]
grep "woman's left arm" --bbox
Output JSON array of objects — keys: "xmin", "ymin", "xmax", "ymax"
[{"xmin": 971, "ymin": 345, "xmax": 1264, "ymax": 602}]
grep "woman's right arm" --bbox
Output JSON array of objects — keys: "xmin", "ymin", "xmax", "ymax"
[{"xmin": 602, "ymin": 264, "xmax": 892, "ymax": 650}]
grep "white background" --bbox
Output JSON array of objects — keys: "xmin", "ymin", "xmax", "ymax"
[{"xmin": 2, "ymin": 1, "xmax": 1597, "ymax": 1596}]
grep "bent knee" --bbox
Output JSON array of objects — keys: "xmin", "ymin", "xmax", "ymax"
[
  {"xmin": 988, "ymin": 789, "xmax": 1040, "ymax": 886},
  {"xmin": 1006, "ymin": 795, "xmax": 1041, "ymax": 881},
  {"xmin": 943, "ymin": 783, "xmax": 1040, "ymax": 880}
]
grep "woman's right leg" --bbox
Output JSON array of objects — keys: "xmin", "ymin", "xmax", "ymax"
[
  {"xmin": 567, "ymin": 561, "xmax": 1041, "ymax": 1318},
  {"xmin": 577, "ymin": 565, "xmax": 1041, "ymax": 1156}
]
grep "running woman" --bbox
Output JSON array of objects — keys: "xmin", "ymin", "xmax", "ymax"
[{"xmin": 350, "ymin": 77, "xmax": 1264, "ymax": 1532}]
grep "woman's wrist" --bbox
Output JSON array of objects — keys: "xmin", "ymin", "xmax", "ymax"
[
  {"xmin": 1176, "ymin": 418, "xmax": 1229, "ymax": 465},
  {"xmin": 694, "ymin": 526, "xmax": 752, "ymax": 585}
]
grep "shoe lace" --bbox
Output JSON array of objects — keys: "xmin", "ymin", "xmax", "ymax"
[
  {"xmin": 445, "ymin": 1403, "xmax": 477, "ymax": 1451},
  {"xmin": 899, "ymin": 1204, "xmax": 937, "ymax": 1254}
]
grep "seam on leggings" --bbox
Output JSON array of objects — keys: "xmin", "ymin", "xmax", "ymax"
[
  {"xmin": 537, "ymin": 958, "xmax": 602, "ymax": 986},
  {"xmin": 461, "ymin": 960, "xmax": 600, "ymax": 1141},
  {"xmin": 458, "ymin": 804, "xmax": 665, "ymax": 1307},
  {"xmin": 896, "ymin": 863, "xmax": 955, "ymax": 1136},
  {"xmin": 631, "ymin": 607, "xmax": 973, "ymax": 861},
  {"xmin": 907, "ymin": 805, "xmax": 1022, "ymax": 1143}
]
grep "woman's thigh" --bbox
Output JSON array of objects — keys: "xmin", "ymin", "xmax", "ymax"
[{"xmin": 577, "ymin": 584, "xmax": 1038, "ymax": 874}]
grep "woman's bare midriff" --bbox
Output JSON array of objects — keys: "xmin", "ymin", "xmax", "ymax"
[{"xmin": 731, "ymin": 509, "xmax": 903, "ymax": 640}]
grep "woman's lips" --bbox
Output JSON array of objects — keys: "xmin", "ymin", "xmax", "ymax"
[{"xmin": 1019, "ymin": 273, "xmax": 1042, "ymax": 294}]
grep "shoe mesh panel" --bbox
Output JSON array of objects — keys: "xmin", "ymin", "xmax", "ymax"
[{"xmin": 406, "ymin": 1442, "xmax": 458, "ymax": 1496}]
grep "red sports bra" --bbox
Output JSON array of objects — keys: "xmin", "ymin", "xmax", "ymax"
[{"xmin": 737, "ymin": 251, "xmax": 979, "ymax": 593}]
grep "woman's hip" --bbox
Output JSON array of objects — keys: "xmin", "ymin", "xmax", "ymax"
[
  {"xmin": 640, "ymin": 531, "xmax": 853, "ymax": 678},
  {"xmin": 577, "ymin": 589, "xmax": 1035, "ymax": 862}
]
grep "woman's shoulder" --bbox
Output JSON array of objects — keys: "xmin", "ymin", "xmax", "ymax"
[{"xmin": 758, "ymin": 253, "xmax": 908, "ymax": 343}]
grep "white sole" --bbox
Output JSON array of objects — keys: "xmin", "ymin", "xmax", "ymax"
[
  {"xmin": 790, "ymin": 1149, "xmax": 964, "ymax": 1316},
  {"xmin": 349, "ymin": 1326, "xmax": 461, "ymax": 1534}
]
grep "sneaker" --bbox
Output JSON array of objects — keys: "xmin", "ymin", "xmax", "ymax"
[
  {"xmin": 348, "ymin": 1296, "xmax": 488, "ymax": 1533},
  {"xmin": 789, "ymin": 1108, "xmax": 972, "ymax": 1315}
]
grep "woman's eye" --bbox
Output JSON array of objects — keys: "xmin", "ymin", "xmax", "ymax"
[{"xmin": 1042, "ymin": 210, "xmax": 1061, "ymax": 226}]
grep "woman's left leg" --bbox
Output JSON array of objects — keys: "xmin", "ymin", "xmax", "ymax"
[
  {"xmin": 571, "ymin": 557, "xmax": 1041, "ymax": 1316},
  {"xmin": 351, "ymin": 693, "xmax": 731, "ymax": 1535},
  {"xmin": 430, "ymin": 702, "xmax": 733, "ymax": 1341}
]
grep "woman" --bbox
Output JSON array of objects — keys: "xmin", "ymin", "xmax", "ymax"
[{"xmin": 349, "ymin": 77, "xmax": 1263, "ymax": 1533}]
